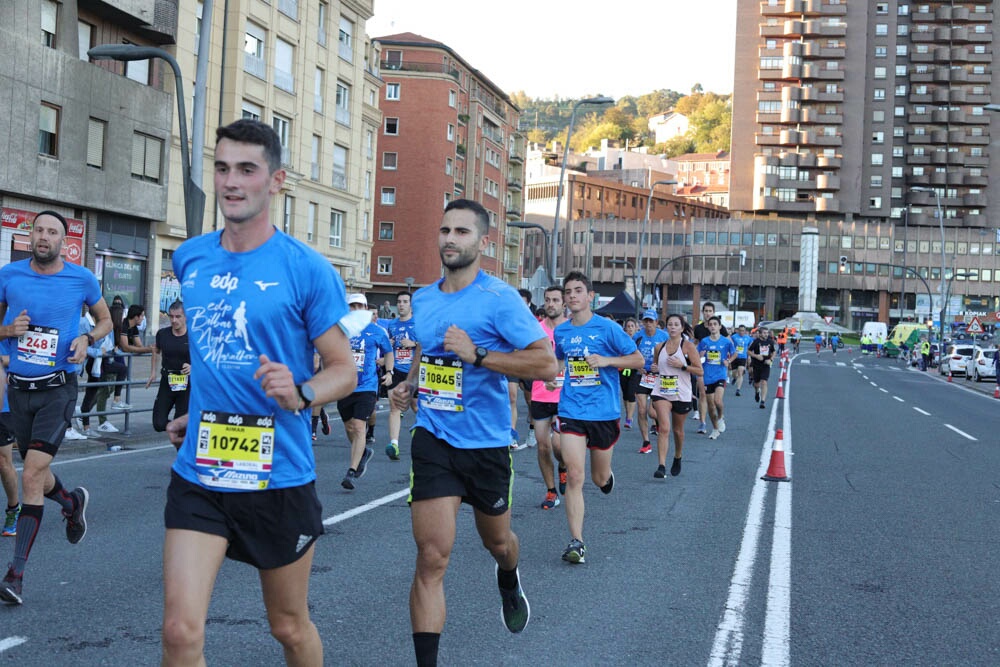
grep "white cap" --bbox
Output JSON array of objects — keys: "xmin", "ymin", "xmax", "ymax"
[{"xmin": 347, "ymin": 293, "xmax": 368, "ymax": 307}]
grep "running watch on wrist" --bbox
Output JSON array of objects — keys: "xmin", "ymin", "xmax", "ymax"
[
  {"xmin": 296, "ymin": 383, "xmax": 315, "ymax": 409},
  {"xmin": 473, "ymin": 346, "xmax": 488, "ymax": 367}
]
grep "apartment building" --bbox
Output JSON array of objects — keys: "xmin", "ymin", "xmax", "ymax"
[
  {"xmin": 151, "ymin": 0, "xmax": 382, "ymax": 311},
  {"xmin": 673, "ymin": 151, "xmax": 731, "ymax": 208},
  {"xmin": 367, "ymin": 32, "xmax": 525, "ymax": 303},
  {"xmin": 729, "ymin": 0, "xmax": 1000, "ymax": 327},
  {"xmin": 0, "ymin": 0, "xmax": 176, "ymax": 309}
]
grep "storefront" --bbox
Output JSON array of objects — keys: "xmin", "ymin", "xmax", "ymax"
[{"xmin": 0, "ymin": 207, "xmax": 85, "ymax": 267}]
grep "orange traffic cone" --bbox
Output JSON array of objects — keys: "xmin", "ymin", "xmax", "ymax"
[
  {"xmin": 761, "ymin": 429, "xmax": 790, "ymax": 482},
  {"xmin": 947, "ymin": 372, "xmax": 953, "ymax": 383},
  {"xmin": 993, "ymin": 386, "xmax": 999, "ymax": 399},
  {"xmin": 781, "ymin": 369, "xmax": 788, "ymax": 382},
  {"xmin": 776, "ymin": 381, "xmax": 785, "ymax": 399}
]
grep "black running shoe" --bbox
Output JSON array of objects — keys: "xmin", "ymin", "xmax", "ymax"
[
  {"xmin": 356, "ymin": 447, "xmax": 374, "ymax": 478},
  {"xmin": 735, "ymin": 389, "xmax": 741, "ymax": 397},
  {"xmin": 671, "ymin": 457, "xmax": 682, "ymax": 476},
  {"xmin": 320, "ymin": 408, "xmax": 331, "ymax": 435},
  {"xmin": 558, "ymin": 466, "xmax": 567, "ymax": 496},
  {"xmin": 64, "ymin": 487, "xmax": 89, "ymax": 545},
  {"xmin": 754, "ymin": 390, "xmax": 760, "ymax": 402},
  {"xmin": 561, "ymin": 539, "xmax": 586, "ymax": 564},
  {"xmin": 0, "ymin": 567, "xmax": 21, "ymax": 605},
  {"xmin": 760, "ymin": 401, "xmax": 766, "ymax": 410},
  {"xmin": 654, "ymin": 465, "xmax": 666, "ymax": 479},
  {"xmin": 496, "ymin": 565, "xmax": 530, "ymax": 633},
  {"xmin": 341, "ymin": 469, "xmax": 358, "ymax": 490},
  {"xmin": 599, "ymin": 471, "xmax": 615, "ymax": 495}
]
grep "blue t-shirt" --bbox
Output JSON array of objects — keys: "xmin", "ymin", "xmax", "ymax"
[
  {"xmin": 171, "ymin": 229, "xmax": 348, "ymax": 491},
  {"xmin": 732, "ymin": 333, "xmax": 753, "ymax": 359},
  {"xmin": 385, "ymin": 317, "xmax": 417, "ymax": 373},
  {"xmin": 350, "ymin": 323, "xmax": 392, "ymax": 393},
  {"xmin": 633, "ymin": 329, "xmax": 667, "ymax": 371},
  {"xmin": 412, "ymin": 271, "xmax": 546, "ymax": 450},
  {"xmin": 0, "ymin": 260, "xmax": 102, "ymax": 377},
  {"xmin": 555, "ymin": 314, "xmax": 639, "ymax": 421},
  {"xmin": 698, "ymin": 336, "xmax": 737, "ymax": 385}
]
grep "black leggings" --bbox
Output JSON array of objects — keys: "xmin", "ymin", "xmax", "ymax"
[
  {"xmin": 152, "ymin": 375, "xmax": 190, "ymax": 433},
  {"xmin": 80, "ymin": 359, "xmax": 127, "ymax": 427}
]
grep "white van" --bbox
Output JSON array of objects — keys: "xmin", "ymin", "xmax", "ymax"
[
  {"xmin": 862, "ymin": 321, "xmax": 888, "ymax": 342},
  {"xmin": 716, "ymin": 310, "xmax": 756, "ymax": 330}
]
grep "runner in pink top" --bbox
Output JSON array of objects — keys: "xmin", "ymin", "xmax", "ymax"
[
  {"xmin": 650, "ymin": 314, "xmax": 703, "ymax": 479},
  {"xmin": 530, "ymin": 286, "xmax": 568, "ymax": 509}
]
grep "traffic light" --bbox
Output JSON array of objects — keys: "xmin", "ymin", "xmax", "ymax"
[{"xmin": 839, "ymin": 256, "xmax": 848, "ymax": 272}]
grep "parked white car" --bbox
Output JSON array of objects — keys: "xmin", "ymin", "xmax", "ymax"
[
  {"xmin": 966, "ymin": 348, "xmax": 998, "ymax": 382},
  {"xmin": 938, "ymin": 344, "xmax": 976, "ymax": 376}
]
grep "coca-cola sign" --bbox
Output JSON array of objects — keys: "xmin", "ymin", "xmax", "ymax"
[{"xmin": 1, "ymin": 207, "xmax": 85, "ymax": 266}]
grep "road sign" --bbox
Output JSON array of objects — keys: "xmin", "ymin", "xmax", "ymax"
[
  {"xmin": 967, "ymin": 316, "xmax": 984, "ymax": 334},
  {"xmin": 823, "ymin": 316, "xmax": 833, "ymax": 324}
]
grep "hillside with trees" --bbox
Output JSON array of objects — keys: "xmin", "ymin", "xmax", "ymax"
[{"xmin": 511, "ymin": 85, "xmax": 731, "ymax": 157}]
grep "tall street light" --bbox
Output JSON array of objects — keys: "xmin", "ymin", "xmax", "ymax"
[
  {"xmin": 89, "ymin": 44, "xmax": 206, "ymax": 239},
  {"xmin": 551, "ymin": 95, "xmax": 615, "ymax": 282},
  {"xmin": 911, "ymin": 186, "xmax": 946, "ymax": 344},
  {"xmin": 509, "ymin": 221, "xmax": 553, "ymax": 284},
  {"xmin": 635, "ymin": 179, "xmax": 677, "ymax": 320},
  {"xmin": 945, "ymin": 270, "xmax": 978, "ymax": 342}
]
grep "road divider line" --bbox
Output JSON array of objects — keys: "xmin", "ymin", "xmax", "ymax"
[
  {"xmin": 944, "ymin": 424, "xmax": 977, "ymax": 441},
  {"xmin": 0, "ymin": 636, "xmax": 27, "ymax": 652},
  {"xmin": 762, "ymin": 373, "xmax": 793, "ymax": 666},
  {"xmin": 879, "ymin": 388, "xmax": 888, "ymax": 394},
  {"xmin": 893, "ymin": 396, "xmax": 904, "ymax": 402},
  {"xmin": 913, "ymin": 407, "xmax": 931, "ymax": 416},
  {"xmin": 869, "ymin": 382, "xmax": 877, "ymax": 387},
  {"xmin": 323, "ymin": 488, "xmax": 410, "ymax": 526}
]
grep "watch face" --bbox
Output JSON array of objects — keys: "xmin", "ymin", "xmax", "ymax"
[
  {"xmin": 300, "ymin": 383, "xmax": 316, "ymax": 402},
  {"xmin": 476, "ymin": 347, "xmax": 488, "ymax": 357}
]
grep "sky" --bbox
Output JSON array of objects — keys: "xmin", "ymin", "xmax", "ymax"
[{"xmin": 366, "ymin": 0, "xmax": 738, "ymax": 101}]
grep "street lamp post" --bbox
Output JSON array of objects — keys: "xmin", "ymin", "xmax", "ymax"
[
  {"xmin": 609, "ymin": 259, "xmax": 638, "ymax": 315},
  {"xmin": 635, "ymin": 179, "xmax": 677, "ymax": 321},
  {"xmin": 551, "ymin": 96, "xmax": 615, "ymax": 282},
  {"xmin": 944, "ymin": 270, "xmax": 978, "ymax": 342},
  {"xmin": 89, "ymin": 44, "xmax": 207, "ymax": 239},
  {"xmin": 911, "ymin": 186, "xmax": 947, "ymax": 344},
  {"xmin": 404, "ymin": 277, "xmax": 415, "ymax": 293},
  {"xmin": 509, "ymin": 221, "xmax": 553, "ymax": 284}
]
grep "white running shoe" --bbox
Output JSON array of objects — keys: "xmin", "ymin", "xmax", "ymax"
[
  {"xmin": 73, "ymin": 417, "xmax": 85, "ymax": 432},
  {"xmin": 111, "ymin": 401, "xmax": 132, "ymax": 410},
  {"xmin": 64, "ymin": 428, "xmax": 87, "ymax": 441},
  {"xmin": 690, "ymin": 411, "xmax": 700, "ymax": 421},
  {"xmin": 708, "ymin": 429, "xmax": 721, "ymax": 440},
  {"xmin": 524, "ymin": 430, "xmax": 537, "ymax": 448},
  {"xmin": 97, "ymin": 422, "xmax": 120, "ymax": 433},
  {"xmin": 718, "ymin": 418, "xmax": 727, "ymax": 433}
]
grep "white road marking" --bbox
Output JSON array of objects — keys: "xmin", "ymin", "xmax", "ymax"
[
  {"xmin": 944, "ymin": 424, "xmax": 977, "ymax": 441},
  {"xmin": 836, "ymin": 362, "xmax": 846, "ymax": 367},
  {"xmin": 862, "ymin": 375, "xmax": 869, "ymax": 380},
  {"xmin": 799, "ymin": 359, "xmax": 811, "ymax": 364},
  {"xmin": 879, "ymin": 388, "xmax": 888, "ymax": 393},
  {"xmin": 762, "ymin": 382, "xmax": 793, "ymax": 666},
  {"xmin": 893, "ymin": 396, "xmax": 904, "ymax": 402},
  {"xmin": 913, "ymin": 407, "xmax": 931, "ymax": 416},
  {"xmin": 870, "ymin": 382, "xmax": 877, "ymax": 387},
  {"xmin": 323, "ymin": 488, "xmax": 410, "ymax": 526},
  {"xmin": 0, "ymin": 636, "xmax": 27, "ymax": 652}
]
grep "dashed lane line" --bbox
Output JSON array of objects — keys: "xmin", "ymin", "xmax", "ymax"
[
  {"xmin": 913, "ymin": 407, "xmax": 931, "ymax": 416},
  {"xmin": 893, "ymin": 396, "xmax": 904, "ymax": 402},
  {"xmin": 944, "ymin": 424, "xmax": 977, "ymax": 441}
]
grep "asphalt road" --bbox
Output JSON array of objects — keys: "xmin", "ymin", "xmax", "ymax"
[{"xmin": 0, "ymin": 351, "xmax": 998, "ymax": 665}]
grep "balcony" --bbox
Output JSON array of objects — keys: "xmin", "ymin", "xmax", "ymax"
[
  {"xmin": 798, "ymin": 152, "xmax": 817, "ymax": 167},
  {"xmin": 816, "ymin": 155, "xmax": 841, "ymax": 169},
  {"xmin": 505, "ymin": 228, "xmax": 521, "ymax": 246},
  {"xmin": 244, "ymin": 53, "xmax": 266, "ymax": 79},
  {"xmin": 814, "ymin": 196, "xmax": 839, "ymax": 212},
  {"xmin": 964, "ymin": 193, "xmax": 988, "ymax": 207},
  {"xmin": 274, "ymin": 68, "xmax": 295, "ymax": 93},
  {"xmin": 816, "ymin": 174, "xmax": 840, "ymax": 190},
  {"xmin": 379, "ymin": 61, "xmax": 460, "ymax": 81},
  {"xmin": 507, "ymin": 179, "xmax": 522, "ymax": 191},
  {"xmin": 505, "ymin": 207, "xmax": 522, "ymax": 219}
]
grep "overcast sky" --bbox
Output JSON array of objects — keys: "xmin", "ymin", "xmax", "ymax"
[{"xmin": 366, "ymin": 0, "xmax": 738, "ymax": 100}]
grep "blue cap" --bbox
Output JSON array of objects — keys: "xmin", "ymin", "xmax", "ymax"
[{"xmin": 642, "ymin": 309, "xmax": 658, "ymax": 321}]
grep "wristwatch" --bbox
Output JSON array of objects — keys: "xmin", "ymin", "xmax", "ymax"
[
  {"xmin": 296, "ymin": 383, "xmax": 315, "ymax": 409},
  {"xmin": 86, "ymin": 333, "xmax": 95, "ymax": 346},
  {"xmin": 473, "ymin": 346, "xmax": 488, "ymax": 367}
]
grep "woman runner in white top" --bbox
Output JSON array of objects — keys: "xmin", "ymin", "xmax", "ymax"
[{"xmin": 650, "ymin": 314, "xmax": 703, "ymax": 478}]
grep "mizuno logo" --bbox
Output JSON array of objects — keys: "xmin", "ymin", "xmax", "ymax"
[
  {"xmin": 255, "ymin": 280, "xmax": 279, "ymax": 291},
  {"xmin": 296, "ymin": 534, "xmax": 313, "ymax": 552}
]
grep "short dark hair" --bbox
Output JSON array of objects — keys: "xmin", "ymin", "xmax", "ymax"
[
  {"xmin": 518, "ymin": 288, "xmax": 533, "ymax": 304},
  {"xmin": 563, "ymin": 271, "xmax": 592, "ymax": 293},
  {"xmin": 708, "ymin": 315, "xmax": 721, "ymax": 325},
  {"xmin": 216, "ymin": 119, "xmax": 282, "ymax": 173},
  {"xmin": 33, "ymin": 210, "xmax": 68, "ymax": 234},
  {"xmin": 702, "ymin": 301, "xmax": 716, "ymax": 312},
  {"xmin": 395, "ymin": 291, "xmax": 411, "ymax": 300},
  {"xmin": 168, "ymin": 300, "xmax": 184, "ymax": 313},
  {"xmin": 543, "ymin": 285, "xmax": 563, "ymax": 299},
  {"xmin": 443, "ymin": 199, "xmax": 489, "ymax": 236},
  {"xmin": 126, "ymin": 304, "xmax": 146, "ymax": 321}
]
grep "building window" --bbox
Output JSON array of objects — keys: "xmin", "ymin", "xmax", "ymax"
[
  {"xmin": 126, "ymin": 57, "xmax": 150, "ymax": 85},
  {"xmin": 335, "ymin": 82, "xmax": 351, "ymax": 125},
  {"xmin": 278, "ymin": 0, "xmax": 297, "ymax": 20},
  {"xmin": 41, "ymin": 0, "xmax": 57, "ymax": 47},
  {"xmin": 332, "ymin": 145, "xmax": 347, "ymax": 189},
  {"xmin": 314, "ymin": 68, "xmax": 324, "ymax": 113},
  {"xmin": 365, "ymin": 171, "xmax": 371, "ymax": 199},
  {"xmin": 379, "ymin": 222, "xmax": 394, "ymax": 240},
  {"xmin": 241, "ymin": 100, "xmax": 261, "ymax": 121},
  {"xmin": 244, "ymin": 22, "xmax": 266, "ymax": 78},
  {"xmin": 875, "ymin": 23, "xmax": 887, "ymax": 36},
  {"xmin": 282, "ymin": 195, "xmax": 293, "ymax": 233},
  {"xmin": 366, "ymin": 129, "xmax": 374, "ymax": 158},
  {"xmin": 377, "ymin": 256, "xmax": 393, "ymax": 275},
  {"xmin": 382, "ymin": 152, "xmax": 398, "ymax": 170},
  {"xmin": 338, "ymin": 16, "xmax": 353, "ymax": 62},
  {"xmin": 381, "ymin": 187, "xmax": 396, "ymax": 205},
  {"xmin": 875, "ymin": 46, "xmax": 886, "ymax": 58},
  {"xmin": 873, "ymin": 89, "xmax": 885, "ymax": 100},
  {"xmin": 318, "ymin": 2, "xmax": 328, "ymax": 46},
  {"xmin": 872, "ymin": 131, "xmax": 884, "ymax": 144},
  {"xmin": 131, "ymin": 132, "xmax": 163, "ymax": 182},
  {"xmin": 310, "ymin": 135, "xmax": 321, "ymax": 180},
  {"xmin": 449, "ymin": 90, "xmax": 457, "ymax": 107},
  {"xmin": 445, "ymin": 157, "xmax": 453, "ymax": 175},
  {"xmin": 87, "ymin": 117, "xmax": 106, "ymax": 168},
  {"xmin": 275, "ymin": 39, "xmax": 295, "ymax": 92},
  {"xmin": 38, "ymin": 103, "xmax": 60, "ymax": 157},
  {"xmin": 386, "ymin": 83, "xmax": 400, "ymax": 100},
  {"xmin": 272, "ymin": 114, "xmax": 291, "ymax": 166},
  {"xmin": 195, "ymin": 2, "xmax": 203, "ymax": 54},
  {"xmin": 329, "ymin": 210, "xmax": 343, "ymax": 248},
  {"xmin": 871, "ymin": 153, "xmax": 884, "ymax": 166},
  {"xmin": 307, "ymin": 202, "xmax": 317, "ymax": 242},
  {"xmin": 385, "ymin": 117, "xmax": 399, "ymax": 135},
  {"xmin": 874, "ymin": 66, "xmax": 886, "ymax": 79},
  {"xmin": 78, "ymin": 21, "xmax": 92, "ymax": 60},
  {"xmin": 447, "ymin": 124, "xmax": 455, "ymax": 141}
]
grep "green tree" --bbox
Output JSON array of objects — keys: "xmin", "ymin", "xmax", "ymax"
[
  {"xmin": 688, "ymin": 97, "xmax": 732, "ymax": 152},
  {"xmin": 636, "ymin": 89, "xmax": 683, "ymax": 118},
  {"xmin": 655, "ymin": 136, "xmax": 696, "ymax": 157}
]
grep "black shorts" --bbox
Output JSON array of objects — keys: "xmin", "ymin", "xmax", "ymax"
[
  {"xmin": 517, "ymin": 378, "xmax": 532, "ymax": 393},
  {"xmin": 652, "ymin": 396, "xmax": 693, "ymax": 415},
  {"xmin": 557, "ymin": 417, "xmax": 620, "ymax": 451},
  {"xmin": 731, "ymin": 358, "xmax": 746, "ymax": 369},
  {"xmin": 164, "ymin": 470, "xmax": 324, "ymax": 569},
  {"xmin": 337, "ymin": 391, "xmax": 377, "ymax": 422},
  {"xmin": 6, "ymin": 376, "xmax": 78, "ymax": 458},
  {"xmin": 0, "ymin": 413, "xmax": 14, "ymax": 447},
  {"xmin": 409, "ymin": 427, "xmax": 513, "ymax": 515},
  {"xmin": 529, "ymin": 400, "xmax": 559, "ymax": 423},
  {"xmin": 380, "ymin": 368, "xmax": 410, "ymax": 398},
  {"xmin": 752, "ymin": 363, "xmax": 771, "ymax": 382},
  {"xmin": 705, "ymin": 379, "xmax": 727, "ymax": 394},
  {"xmin": 619, "ymin": 370, "xmax": 640, "ymax": 402}
]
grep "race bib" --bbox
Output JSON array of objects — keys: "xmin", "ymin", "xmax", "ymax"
[
  {"xmin": 394, "ymin": 347, "xmax": 413, "ymax": 364},
  {"xmin": 352, "ymin": 342, "xmax": 366, "ymax": 372},
  {"xmin": 759, "ymin": 345, "xmax": 770, "ymax": 356},
  {"xmin": 567, "ymin": 355, "xmax": 600, "ymax": 386},
  {"xmin": 17, "ymin": 325, "xmax": 59, "ymax": 367},
  {"xmin": 707, "ymin": 350, "xmax": 722, "ymax": 365},
  {"xmin": 736, "ymin": 345, "xmax": 745, "ymax": 353},
  {"xmin": 418, "ymin": 355, "xmax": 464, "ymax": 411},
  {"xmin": 640, "ymin": 372, "xmax": 657, "ymax": 389},
  {"xmin": 660, "ymin": 375, "xmax": 679, "ymax": 398},
  {"xmin": 168, "ymin": 373, "xmax": 189, "ymax": 392},
  {"xmin": 195, "ymin": 410, "xmax": 274, "ymax": 490},
  {"xmin": 552, "ymin": 369, "xmax": 565, "ymax": 388}
]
